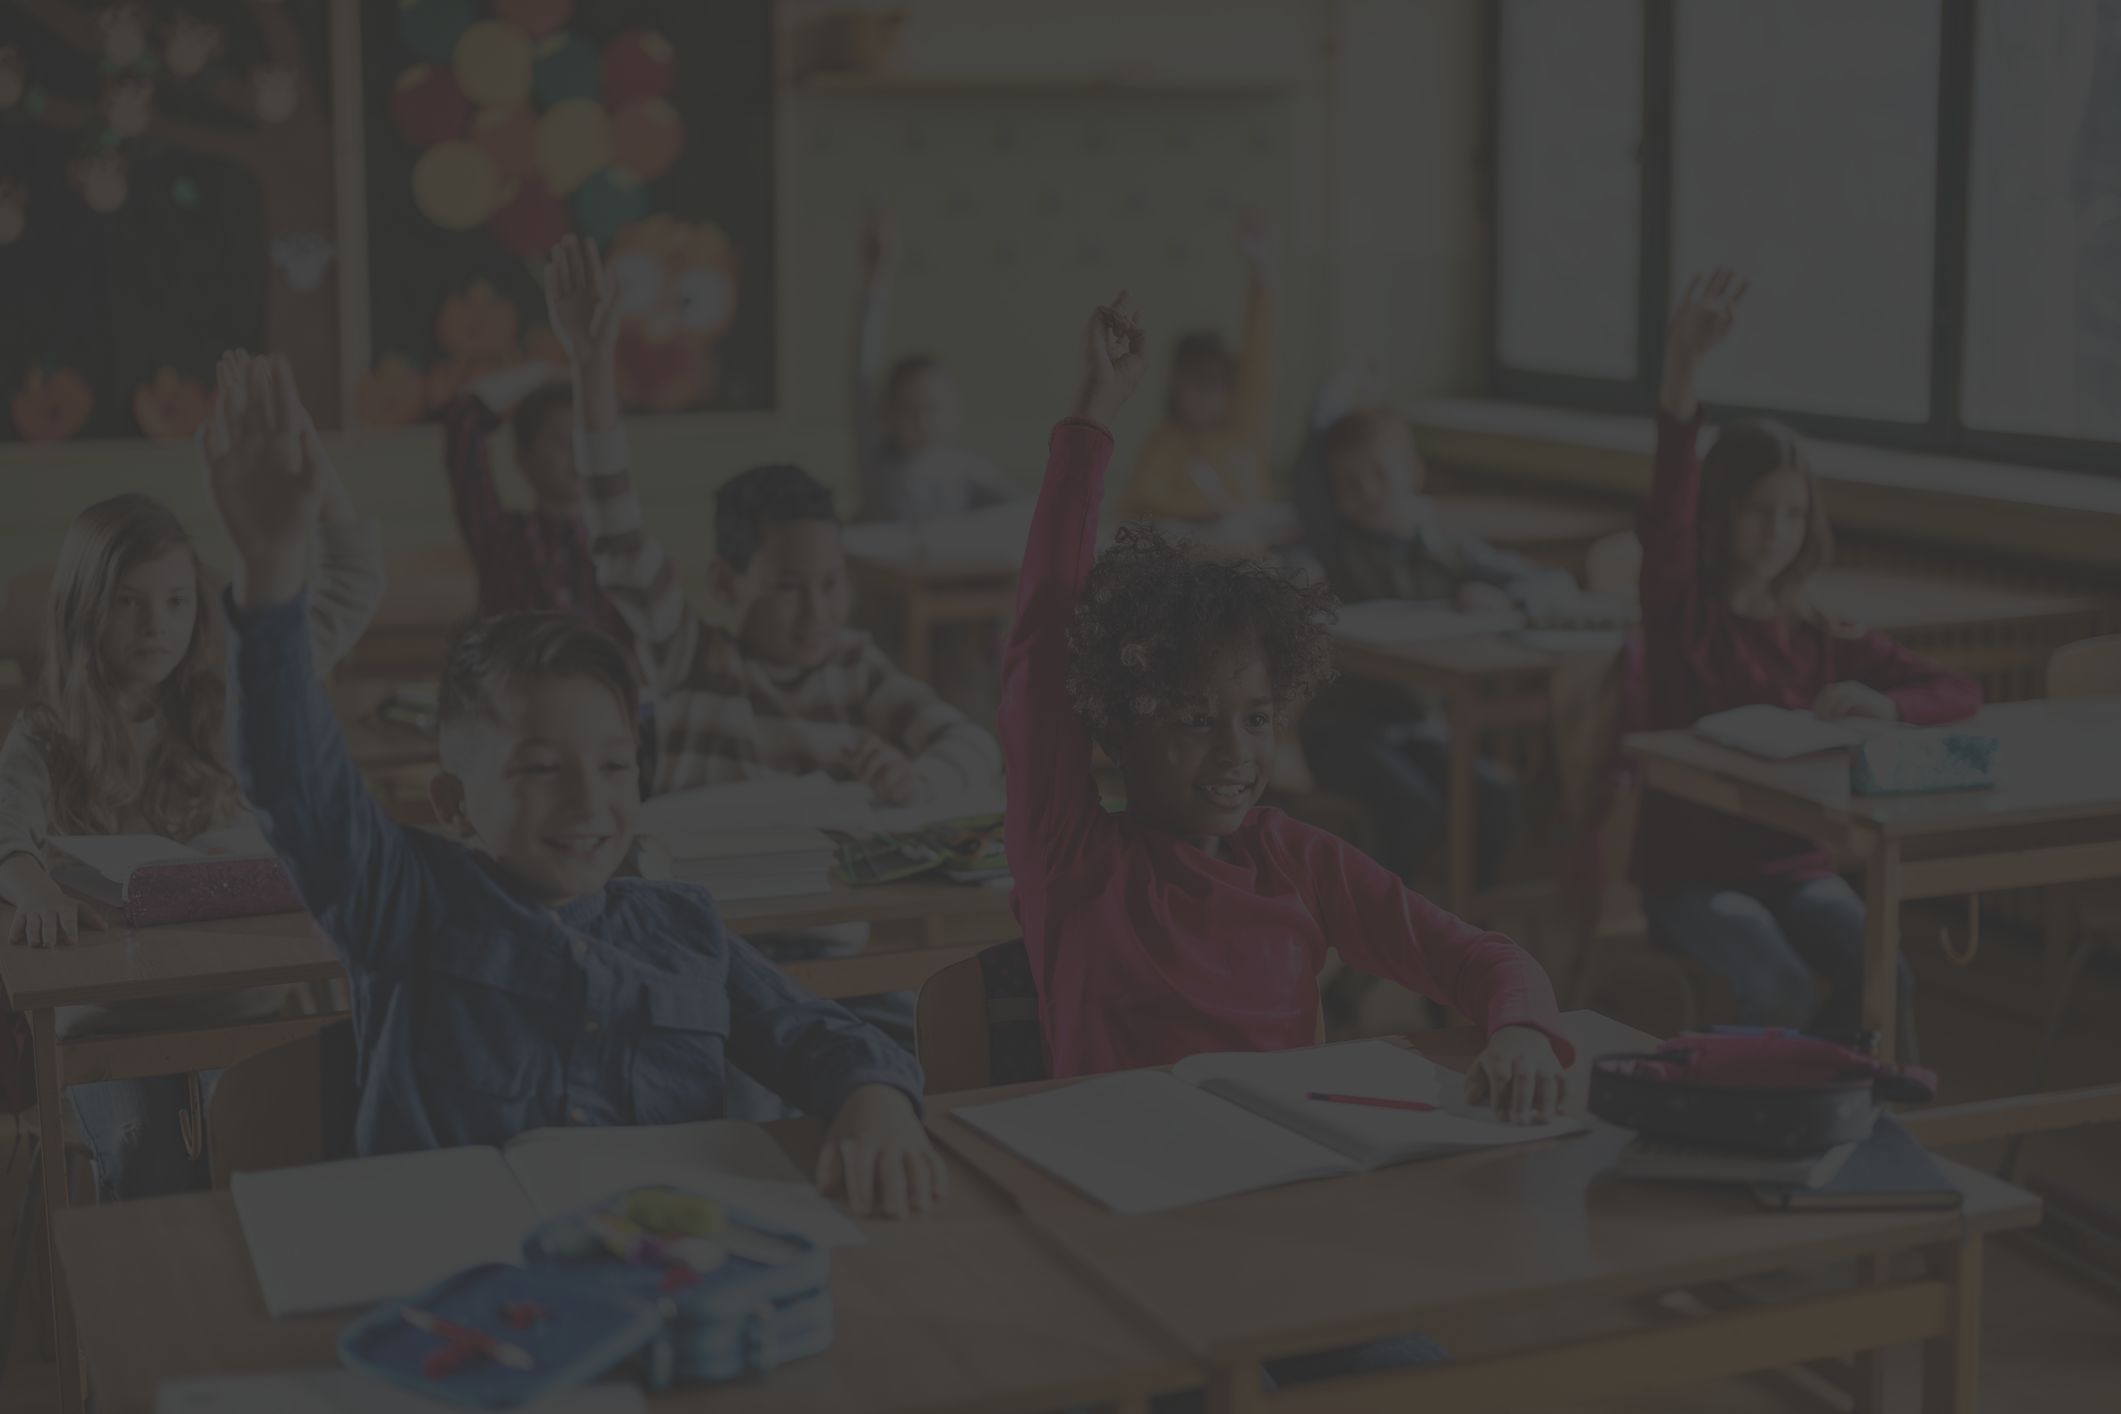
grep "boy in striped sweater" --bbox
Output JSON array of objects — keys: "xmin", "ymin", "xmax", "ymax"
[{"xmin": 549, "ymin": 237, "xmax": 1000, "ymax": 806}]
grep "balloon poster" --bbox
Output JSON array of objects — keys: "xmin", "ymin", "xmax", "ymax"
[{"xmin": 358, "ymin": 0, "xmax": 774, "ymax": 423}]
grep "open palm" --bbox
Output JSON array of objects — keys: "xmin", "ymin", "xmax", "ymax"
[
  {"xmin": 1667, "ymin": 267, "xmax": 1749, "ymax": 367},
  {"xmin": 202, "ymin": 352, "xmax": 321, "ymax": 566},
  {"xmin": 544, "ymin": 234, "xmax": 621, "ymax": 362}
]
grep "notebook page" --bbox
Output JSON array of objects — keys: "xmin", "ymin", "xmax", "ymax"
[
  {"xmin": 952, "ymin": 1070, "xmax": 1355, "ymax": 1215},
  {"xmin": 232, "ymin": 1148, "xmax": 534, "ymax": 1318},
  {"xmin": 502, "ymin": 1120, "xmax": 867, "ymax": 1248},
  {"xmin": 1692, "ymin": 705, "xmax": 1887, "ymax": 760},
  {"xmin": 1174, "ymin": 1040, "xmax": 1585, "ymax": 1170}
]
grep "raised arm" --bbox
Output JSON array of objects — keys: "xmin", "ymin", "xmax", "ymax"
[
  {"xmin": 547, "ymin": 237, "xmax": 710, "ymax": 692},
  {"xmin": 204, "ymin": 353, "xmax": 434, "ymax": 974},
  {"xmin": 851, "ymin": 212, "xmax": 897, "ymax": 520},
  {"xmin": 1002, "ymin": 296, "xmax": 1146, "ymax": 873},
  {"xmin": 304, "ymin": 446, "xmax": 387, "ymax": 677},
  {"xmin": 1641, "ymin": 269, "xmax": 1748, "ymax": 612},
  {"xmin": 1230, "ymin": 216, "xmax": 1276, "ymax": 476}
]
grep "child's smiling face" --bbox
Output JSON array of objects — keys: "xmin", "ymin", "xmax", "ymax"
[
  {"xmin": 1110, "ymin": 640, "xmax": 1276, "ymax": 853},
  {"xmin": 1327, "ymin": 419, "xmax": 1426, "ymax": 538},
  {"xmin": 1730, "ymin": 465, "xmax": 1811, "ymax": 587},
  {"xmin": 436, "ymin": 673, "xmax": 641, "ymax": 905}
]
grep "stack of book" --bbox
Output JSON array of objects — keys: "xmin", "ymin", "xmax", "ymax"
[
  {"xmin": 831, "ymin": 814, "xmax": 1007, "ymax": 888},
  {"xmin": 1614, "ymin": 1116, "xmax": 1961, "ymax": 1211},
  {"xmin": 639, "ymin": 829, "xmax": 837, "ymax": 902}
]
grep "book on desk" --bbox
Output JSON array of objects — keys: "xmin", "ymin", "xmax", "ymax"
[
  {"xmin": 953, "ymin": 1040, "xmax": 1585, "ymax": 1215},
  {"xmin": 50, "ymin": 834, "xmax": 303, "ymax": 928}
]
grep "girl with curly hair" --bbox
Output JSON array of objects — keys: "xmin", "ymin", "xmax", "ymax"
[{"xmin": 1002, "ymin": 295, "xmax": 1573, "ymax": 1119}]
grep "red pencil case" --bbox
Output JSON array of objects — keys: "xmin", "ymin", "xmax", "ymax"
[
  {"xmin": 1589, "ymin": 1029, "xmax": 1937, "ymax": 1155},
  {"xmin": 116, "ymin": 857, "xmax": 305, "ymax": 929}
]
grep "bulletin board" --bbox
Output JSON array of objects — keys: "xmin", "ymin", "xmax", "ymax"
[
  {"xmin": 781, "ymin": 86, "xmax": 1303, "ymax": 467},
  {"xmin": 356, "ymin": 0, "xmax": 775, "ymax": 427},
  {"xmin": 0, "ymin": 0, "xmax": 340, "ymax": 441}
]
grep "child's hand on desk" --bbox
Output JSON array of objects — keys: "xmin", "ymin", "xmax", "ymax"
[
  {"xmin": 4, "ymin": 868, "xmax": 107, "ymax": 949},
  {"xmin": 816, "ymin": 1084, "xmax": 948, "ymax": 1219},
  {"xmin": 837, "ymin": 737, "xmax": 928, "ymax": 808},
  {"xmin": 1813, "ymin": 681, "xmax": 1898, "ymax": 722},
  {"xmin": 1465, "ymin": 1025, "xmax": 1566, "ymax": 1125}
]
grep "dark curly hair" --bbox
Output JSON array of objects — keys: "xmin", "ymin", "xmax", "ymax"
[{"xmin": 1066, "ymin": 525, "xmax": 1337, "ymax": 736}]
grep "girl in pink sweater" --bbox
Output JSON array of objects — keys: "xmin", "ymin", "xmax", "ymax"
[
  {"xmin": 1002, "ymin": 295, "xmax": 1572, "ymax": 1121},
  {"xmin": 1635, "ymin": 270, "xmax": 1980, "ymax": 1043}
]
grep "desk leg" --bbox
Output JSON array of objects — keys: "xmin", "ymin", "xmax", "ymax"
[
  {"xmin": 1444, "ymin": 684, "xmax": 1477, "ymax": 917},
  {"xmin": 29, "ymin": 1009, "xmax": 84, "ymax": 1414},
  {"xmin": 1204, "ymin": 1361, "xmax": 1263, "ymax": 1414},
  {"xmin": 1851, "ymin": 1253, "xmax": 1893, "ymax": 1414},
  {"xmin": 1922, "ymin": 1236, "xmax": 1983, "ymax": 1414},
  {"xmin": 1862, "ymin": 838, "xmax": 1904, "ymax": 1058},
  {"xmin": 905, "ymin": 590, "xmax": 934, "ymax": 684}
]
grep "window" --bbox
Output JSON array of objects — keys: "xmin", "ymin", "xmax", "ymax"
[{"xmin": 1490, "ymin": 0, "xmax": 2121, "ymax": 472}]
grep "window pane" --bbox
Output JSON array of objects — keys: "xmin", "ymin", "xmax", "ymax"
[
  {"xmin": 1963, "ymin": 0, "xmax": 2118, "ymax": 439},
  {"xmin": 1495, "ymin": 0, "xmax": 1643, "ymax": 379},
  {"xmin": 1672, "ymin": 1, "xmax": 1939, "ymax": 421}
]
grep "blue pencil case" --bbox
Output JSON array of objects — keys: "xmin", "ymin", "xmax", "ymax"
[
  {"xmin": 339, "ymin": 1187, "xmax": 833, "ymax": 1406},
  {"xmin": 1849, "ymin": 730, "xmax": 2000, "ymax": 796},
  {"xmin": 338, "ymin": 1262, "xmax": 672, "ymax": 1408},
  {"xmin": 521, "ymin": 1185, "xmax": 835, "ymax": 1385}
]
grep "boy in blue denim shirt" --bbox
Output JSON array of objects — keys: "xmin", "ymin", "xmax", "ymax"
[{"xmin": 202, "ymin": 354, "xmax": 945, "ymax": 1219}]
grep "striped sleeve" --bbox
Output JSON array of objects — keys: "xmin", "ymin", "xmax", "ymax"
[
  {"xmin": 576, "ymin": 431, "xmax": 708, "ymax": 695},
  {"xmin": 851, "ymin": 638, "xmax": 1002, "ymax": 797}
]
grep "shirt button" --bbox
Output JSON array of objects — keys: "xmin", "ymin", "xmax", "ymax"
[{"xmin": 569, "ymin": 1108, "xmax": 588, "ymax": 1125}]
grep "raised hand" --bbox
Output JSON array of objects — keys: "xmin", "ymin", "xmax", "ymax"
[
  {"xmin": 543, "ymin": 234, "xmax": 621, "ymax": 366},
  {"xmin": 1073, "ymin": 291, "xmax": 1147, "ymax": 428},
  {"xmin": 1234, "ymin": 209, "xmax": 1277, "ymax": 288},
  {"xmin": 202, "ymin": 351, "xmax": 323, "ymax": 607},
  {"xmin": 859, "ymin": 208, "xmax": 898, "ymax": 285},
  {"xmin": 1660, "ymin": 268, "xmax": 1748, "ymax": 420}
]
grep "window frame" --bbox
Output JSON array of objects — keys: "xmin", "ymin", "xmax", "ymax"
[{"xmin": 1484, "ymin": 0, "xmax": 2119, "ymax": 476}]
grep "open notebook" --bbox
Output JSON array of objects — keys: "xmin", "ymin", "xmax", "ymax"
[
  {"xmin": 233, "ymin": 1121, "xmax": 865, "ymax": 1318},
  {"xmin": 953, "ymin": 1041, "xmax": 1586, "ymax": 1215},
  {"xmin": 1692, "ymin": 705, "xmax": 1895, "ymax": 760}
]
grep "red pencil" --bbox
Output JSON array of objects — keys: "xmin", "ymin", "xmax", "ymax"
[{"xmin": 1305, "ymin": 1091, "xmax": 1437, "ymax": 1113}]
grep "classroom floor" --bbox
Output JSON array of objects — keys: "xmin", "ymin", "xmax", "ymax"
[{"xmin": 0, "ymin": 947, "xmax": 2114, "ymax": 1412}]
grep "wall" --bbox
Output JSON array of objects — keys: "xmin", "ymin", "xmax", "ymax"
[{"xmin": 0, "ymin": 0, "xmax": 1487, "ymax": 594}]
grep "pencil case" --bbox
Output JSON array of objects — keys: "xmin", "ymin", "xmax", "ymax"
[
  {"xmin": 1589, "ymin": 1029, "xmax": 1937, "ymax": 1155},
  {"xmin": 338, "ymin": 1262, "xmax": 673, "ymax": 1408},
  {"xmin": 521, "ymin": 1186, "xmax": 835, "ymax": 1385},
  {"xmin": 1849, "ymin": 730, "xmax": 1999, "ymax": 796},
  {"xmin": 115, "ymin": 856, "xmax": 305, "ymax": 929}
]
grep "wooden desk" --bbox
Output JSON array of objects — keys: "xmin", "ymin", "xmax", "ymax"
[
  {"xmin": 0, "ymin": 909, "xmax": 348, "ymax": 1414},
  {"xmin": 931, "ymin": 1012, "xmax": 2042, "ymax": 1414},
  {"xmin": 1327, "ymin": 630, "xmax": 1563, "ymax": 916},
  {"xmin": 720, "ymin": 880, "xmax": 1020, "ymax": 999},
  {"xmin": 846, "ymin": 550, "xmax": 1018, "ymax": 684},
  {"xmin": 54, "ymin": 1123, "xmax": 1192, "ymax": 1414},
  {"xmin": 1627, "ymin": 696, "xmax": 2121, "ymax": 1057}
]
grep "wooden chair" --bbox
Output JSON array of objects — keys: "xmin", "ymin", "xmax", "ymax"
[
  {"xmin": 915, "ymin": 942, "xmax": 1046, "ymax": 1094},
  {"xmin": 1583, "ymin": 531, "xmax": 1641, "ymax": 600},
  {"xmin": 2006, "ymin": 636, "xmax": 2121, "ymax": 1177},
  {"xmin": 206, "ymin": 1020, "xmax": 357, "ymax": 1186}
]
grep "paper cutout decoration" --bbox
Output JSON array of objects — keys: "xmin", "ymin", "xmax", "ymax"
[
  {"xmin": 399, "ymin": 0, "xmax": 477, "ymax": 66},
  {"xmin": 453, "ymin": 20, "xmax": 534, "ymax": 108},
  {"xmin": 13, "ymin": 369, "xmax": 94, "ymax": 443},
  {"xmin": 391, "ymin": 64, "xmax": 473, "ymax": 147},
  {"xmin": 412, "ymin": 140, "xmax": 502, "ymax": 230},
  {"xmin": 132, "ymin": 367, "xmax": 212, "ymax": 440},
  {"xmin": 271, "ymin": 232, "xmax": 336, "ymax": 292}
]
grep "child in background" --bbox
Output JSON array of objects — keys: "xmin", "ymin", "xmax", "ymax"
[
  {"xmin": 555, "ymin": 235, "xmax": 999, "ymax": 1075},
  {"xmin": 1636, "ymin": 270, "xmax": 1980, "ymax": 1043},
  {"xmin": 1293, "ymin": 389, "xmax": 1569, "ymax": 888},
  {"xmin": 1114, "ymin": 217, "xmax": 1275, "ymax": 522},
  {"xmin": 851, "ymin": 212, "xmax": 1012, "ymax": 523},
  {"xmin": 208, "ymin": 352, "xmax": 942, "ymax": 1218},
  {"xmin": 0, "ymin": 358, "xmax": 385, "ymax": 1199},
  {"xmin": 442, "ymin": 363, "xmax": 630, "ymax": 644}
]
